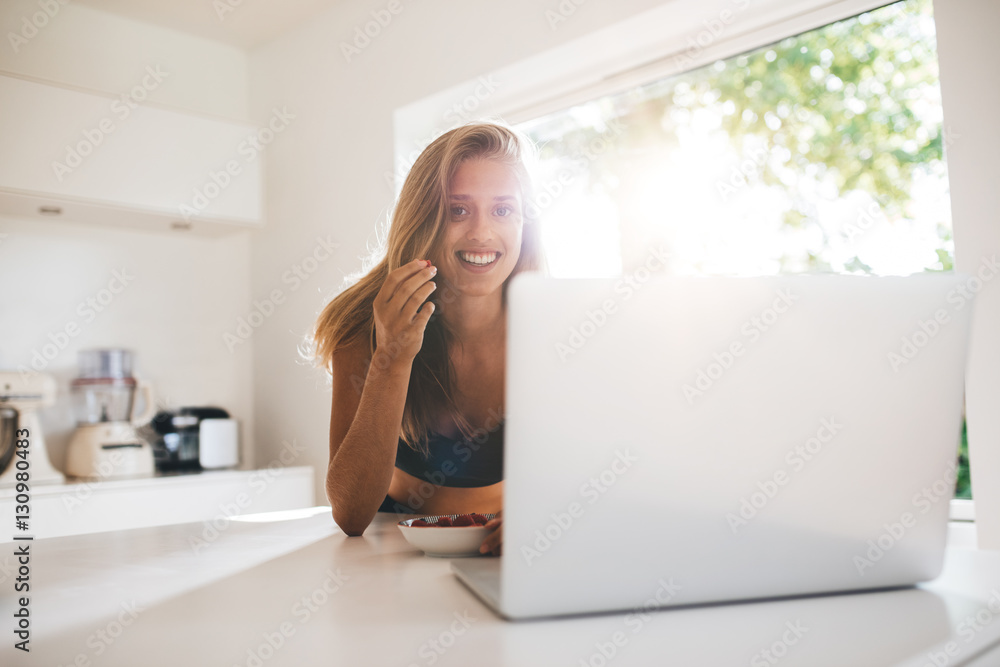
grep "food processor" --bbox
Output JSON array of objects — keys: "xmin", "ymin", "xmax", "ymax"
[{"xmin": 64, "ymin": 349, "xmax": 155, "ymax": 479}]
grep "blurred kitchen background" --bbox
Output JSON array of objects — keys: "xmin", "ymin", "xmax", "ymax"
[{"xmin": 0, "ymin": 0, "xmax": 996, "ymax": 538}]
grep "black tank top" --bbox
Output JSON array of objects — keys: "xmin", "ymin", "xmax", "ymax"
[{"xmin": 377, "ymin": 422, "xmax": 504, "ymax": 513}]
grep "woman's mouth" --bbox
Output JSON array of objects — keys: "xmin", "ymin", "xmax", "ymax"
[{"xmin": 457, "ymin": 250, "xmax": 500, "ymax": 269}]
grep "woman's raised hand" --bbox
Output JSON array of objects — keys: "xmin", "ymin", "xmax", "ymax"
[{"xmin": 372, "ymin": 259, "xmax": 438, "ymax": 371}]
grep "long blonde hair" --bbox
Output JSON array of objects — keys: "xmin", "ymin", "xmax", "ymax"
[{"xmin": 312, "ymin": 121, "xmax": 544, "ymax": 451}]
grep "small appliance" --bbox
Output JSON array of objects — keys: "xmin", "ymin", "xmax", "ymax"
[
  {"xmin": 64, "ymin": 349, "xmax": 155, "ymax": 479},
  {"xmin": 0, "ymin": 371, "xmax": 64, "ymax": 485},
  {"xmin": 198, "ymin": 416, "xmax": 239, "ymax": 469},
  {"xmin": 144, "ymin": 406, "xmax": 234, "ymax": 472}
]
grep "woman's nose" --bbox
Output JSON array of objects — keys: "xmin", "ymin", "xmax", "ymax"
[{"xmin": 466, "ymin": 211, "xmax": 493, "ymax": 242}]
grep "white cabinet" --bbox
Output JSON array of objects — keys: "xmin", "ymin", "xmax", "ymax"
[
  {"xmin": 0, "ymin": 73, "xmax": 263, "ymax": 235},
  {"xmin": 0, "ymin": 466, "xmax": 314, "ymax": 541}
]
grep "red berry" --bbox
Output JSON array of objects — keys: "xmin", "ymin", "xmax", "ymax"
[
  {"xmin": 435, "ymin": 517, "xmax": 453, "ymax": 527},
  {"xmin": 411, "ymin": 519, "xmax": 430, "ymax": 527},
  {"xmin": 452, "ymin": 515, "xmax": 474, "ymax": 527},
  {"xmin": 471, "ymin": 514, "xmax": 488, "ymax": 525}
]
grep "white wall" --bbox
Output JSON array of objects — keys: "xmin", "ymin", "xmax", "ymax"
[
  {"xmin": 0, "ymin": 2, "xmax": 256, "ymax": 469},
  {"xmin": 933, "ymin": 0, "xmax": 1000, "ymax": 549},
  {"xmin": 247, "ymin": 0, "xmax": 667, "ymax": 503},
  {"xmin": 0, "ymin": 1, "xmax": 249, "ymax": 119},
  {"xmin": 0, "ymin": 216, "xmax": 255, "ymax": 469}
]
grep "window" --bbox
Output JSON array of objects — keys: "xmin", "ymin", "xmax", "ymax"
[{"xmin": 516, "ymin": 0, "xmax": 970, "ymax": 499}]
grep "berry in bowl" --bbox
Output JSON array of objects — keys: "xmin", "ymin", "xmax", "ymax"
[{"xmin": 397, "ymin": 513, "xmax": 497, "ymax": 558}]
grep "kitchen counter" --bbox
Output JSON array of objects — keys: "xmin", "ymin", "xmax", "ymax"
[
  {"xmin": 5, "ymin": 511, "xmax": 1000, "ymax": 666},
  {"xmin": 0, "ymin": 466, "xmax": 314, "ymax": 542}
]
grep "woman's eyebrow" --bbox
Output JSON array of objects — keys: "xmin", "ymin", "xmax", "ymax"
[{"xmin": 449, "ymin": 194, "xmax": 519, "ymax": 201}]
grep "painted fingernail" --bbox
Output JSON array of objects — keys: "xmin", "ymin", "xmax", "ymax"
[
  {"xmin": 424, "ymin": 259, "xmax": 432, "ymax": 267},
  {"xmin": 429, "ymin": 266, "xmax": 437, "ymax": 275}
]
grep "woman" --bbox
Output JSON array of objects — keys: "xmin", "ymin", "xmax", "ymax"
[{"xmin": 312, "ymin": 121, "xmax": 544, "ymax": 554}]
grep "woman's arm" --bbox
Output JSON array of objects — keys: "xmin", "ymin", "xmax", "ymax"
[
  {"xmin": 326, "ymin": 346, "xmax": 411, "ymax": 535},
  {"xmin": 326, "ymin": 259, "xmax": 437, "ymax": 535}
]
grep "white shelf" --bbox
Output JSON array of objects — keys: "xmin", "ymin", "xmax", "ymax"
[{"xmin": 0, "ymin": 465, "xmax": 314, "ymax": 542}]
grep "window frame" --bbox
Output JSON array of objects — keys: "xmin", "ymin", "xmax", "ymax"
[{"xmin": 392, "ymin": 0, "xmax": 997, "ymax": 540}]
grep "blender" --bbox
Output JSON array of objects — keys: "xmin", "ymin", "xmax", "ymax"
[{"xmin": 64, "ymin": 349, "xmax": 156, "ymax": 479}]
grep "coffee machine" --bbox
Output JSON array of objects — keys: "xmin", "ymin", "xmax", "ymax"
[
  {"xmin": 0, "ymin": 371, "xmax": 64, "ymax": 485},
  {"xmin": 64, "ymin": 349, "xmax": 155, "ymax": 479}
]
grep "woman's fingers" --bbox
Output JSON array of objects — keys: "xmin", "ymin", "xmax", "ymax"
[
  {"xmin": 377, "ymin": 259, "xmax": 431, "ymax": 306},
  {"xmin": 479, "ymin": 517, "xmax": 503, "ymax": 556},
  {"xmin": 402, "ymin": 280, "xmax": 437, "ymax": 322},
  {"xmin": 413, "ymin": 300, "xmax": 435, "ymax": 328},
  {"xmin": 386, "ymin": 262, "xmax": 437, "ymax": 312},
  {"xmin": 371, "ymin": 258, "xmax": 439, "ymax": 367}
]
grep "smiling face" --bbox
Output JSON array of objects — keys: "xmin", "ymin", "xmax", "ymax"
[{"xmin": 433, "ymin": 158, "xmax": 524, "ymax": 298}]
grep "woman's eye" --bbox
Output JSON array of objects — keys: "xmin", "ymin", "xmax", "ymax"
[
  {"xmin": 451, "ymin": 206, "xmax": 468, "ymax": 217},
  {"xmin": 495, "ymin": 206, "xmax": 513, "ymax": 217}
]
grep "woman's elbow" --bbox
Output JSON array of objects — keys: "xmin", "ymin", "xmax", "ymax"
[
  {"xmin": 326, "ymin": 466, "xmax": 378, "ymax": 535},
  {"xmin": 330, "ymin": 501, "xmax": 372, "ymax": 536}
]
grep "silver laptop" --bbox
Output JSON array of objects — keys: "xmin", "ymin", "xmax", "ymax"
[{"xmin": 452, "ymin": 273, "xmax": 973, "ymax": 620}]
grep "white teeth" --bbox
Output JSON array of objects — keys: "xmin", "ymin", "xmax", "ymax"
[{"xmin": 459, "ymin": 251, "xmax": 498, "ymax": 266}]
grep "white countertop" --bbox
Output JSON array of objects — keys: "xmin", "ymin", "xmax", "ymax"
[
  {"xmin": 0, "ymin": 466, "xmax": 315, "ymax": 542},
  {"xmin": 5, "ymin": 512, "xmax": 1000, "ymax": 667}
]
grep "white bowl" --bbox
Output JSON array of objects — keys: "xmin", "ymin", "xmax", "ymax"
[{"xmin": 397, "ymin": 514, "xmax": 497, "ymax": 558}]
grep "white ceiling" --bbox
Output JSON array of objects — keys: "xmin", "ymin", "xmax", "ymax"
[{"xmin": 74, "ymin": 0, "xmax": 340, "ymax": 49}]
